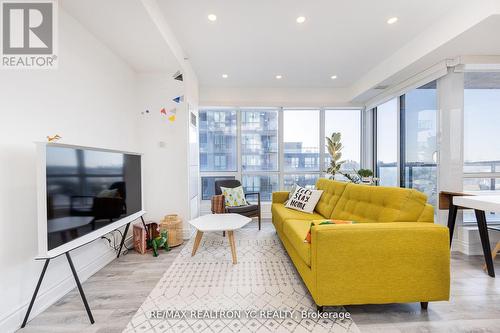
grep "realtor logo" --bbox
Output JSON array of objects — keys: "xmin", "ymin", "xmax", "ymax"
[{"xmin": 1, "ymin": 0, "xmax": 58, "ymax": 68}]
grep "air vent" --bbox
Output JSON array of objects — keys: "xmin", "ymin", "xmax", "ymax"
[{"xmin": 374, "ymin": 85, "xmax": 389, "ymax": 90}]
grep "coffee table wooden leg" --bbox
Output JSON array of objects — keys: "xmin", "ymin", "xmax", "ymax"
[
  {"xmin": 191, "ymin": 230, "xmax": 203, "ymax": 256},
  {"xmin": 227, "ymin": 230, "xmax": 237, "ymax": 264}
]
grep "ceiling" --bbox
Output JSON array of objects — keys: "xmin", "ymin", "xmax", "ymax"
[
  {"xmin": 158, "ymin": 0, "xmax": 464, "ymax": 89},
  {"xmin": 60, "ymin": 0, "xmax": 500, "ymax": 105},
  {"xmin": 61, "ymin": 0, "xmax": 180, "ymax": 73}
]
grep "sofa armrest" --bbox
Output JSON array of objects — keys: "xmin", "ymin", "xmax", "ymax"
[
  {"xmin": 311, "ymin": 222, "xmax": 450, "ymax": 306},
  {"xmin": 272, "ymin": 191, "xmax": 290, "ymax": 204}
]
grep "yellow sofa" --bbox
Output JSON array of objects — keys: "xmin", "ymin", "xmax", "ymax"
[{"xmin": 272, "ymin": 178, "xmax": 450, "ymax": 310}]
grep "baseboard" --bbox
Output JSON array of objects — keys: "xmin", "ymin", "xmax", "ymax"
[{"xmin": 0, "ymin": 237, "xmax": 133, "ymax": 333}]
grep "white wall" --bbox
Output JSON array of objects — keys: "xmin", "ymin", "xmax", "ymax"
[
  {"xmin": 136, "ymin": 73, "xmax": 190, "ymax": 224},
  {"xmin": 0, "ymin": 9, "xmax": 140, "ymax": 332},
  {"xmin": 200, "ymin": 86, "xmax": 360, "ymax": 108}
]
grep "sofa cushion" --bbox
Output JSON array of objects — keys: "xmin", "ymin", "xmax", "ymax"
[
  {"xmin": 271, "ymin": 203, "xmax": 325, "ymax": 232},
  {"xmin": 314, "ymin": 179, "xmax": 348, "ymax": 218},
  {"xmin": 282, "ymin": 219, "xmax": 312, "ymax": 266},
  {"xmin": 330, "ymin": 183, "xmax": 430, "ymax": 222}
]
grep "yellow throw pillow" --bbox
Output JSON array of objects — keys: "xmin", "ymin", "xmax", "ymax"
[{"xmin": 220, "ymin": 186, "xmax": 248, "ymax": 207}]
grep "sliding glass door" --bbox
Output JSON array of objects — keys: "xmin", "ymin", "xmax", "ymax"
[
  {"xmin": 376, "ymin": 99, "xmax": 398, "ymax": 186},
  {"xmin": 374, "ymin": 82, "xmax": 437, "ymax": 206},
  {"xmin": 400, "ymin": 81, "xmax": 438, "ymax": 206}
]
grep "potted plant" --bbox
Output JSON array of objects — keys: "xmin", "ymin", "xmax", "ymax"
[{"xmin": 325, "ymin": 132, "xmax": 345, "ymax": 179}]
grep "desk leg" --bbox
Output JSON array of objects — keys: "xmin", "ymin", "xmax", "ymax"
[
  {"xmin": 474, "ymin": 210, "xmax": 495, "ymax": 278},
  {"xmin": 447, "ymin": 203, "xmax": 458, "ymax": 247}
]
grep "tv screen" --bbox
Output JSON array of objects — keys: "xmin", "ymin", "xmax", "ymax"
[{"xmin": 45, "ymin": 145, "xmax": 142, "ymax": 251}]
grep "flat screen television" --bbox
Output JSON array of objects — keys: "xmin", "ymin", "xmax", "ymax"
[{"xmin": 36, "ymin": 143, "xmax": 143, "ymax": 257}]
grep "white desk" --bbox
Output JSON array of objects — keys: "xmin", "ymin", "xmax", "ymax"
[{"xmin": 453, "ymin": 195, "xmax": 500, "ymax": 277}]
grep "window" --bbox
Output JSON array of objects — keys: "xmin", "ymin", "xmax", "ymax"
[
  {"xmin": 401, "ymin": 81, "xmax": 438, "ymax": 206},
  {"xmin": 283, "ymin": 110, "xmax": 320, "ymax": 172},
  {"xmin": 241, "ymin": 109, "xmax": 278, "ymax": 171},
  {"xmin": 201, "ymin": 176, "xmax": 235, "ymax": 200},
  {"xmin": 283, "ymin": 174, "xmax": 319, "ymax": 190},
  {"xmin": 199, "ymin": 107, "xmax": 363, "ymax": 203},
  {"xmin": 463, "ymin": 72, "xmax": 500, "ymax": 223},
  {"xmin": 242, "ymin": 174, "xmax": 279, "ymax": 201},
  {"xmin": 324, "ymin": 110, "xmax": 361, "ymax": 176},
  {"xmin": 376, "ymin": 99, "xmax": 398, "ymax": 186},
  {"xmin": 199, "ymin": 109, "xmax": 237, "ymax": 171}
]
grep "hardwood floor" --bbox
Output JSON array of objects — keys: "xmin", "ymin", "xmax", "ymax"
[
  {"xmin": 349, "ymin": 253, "xmax": 500, "ymax": 333},
  {"xmin": 18, "ymin": 244, "xmax": 185, "ymax": 333},
  {"xmin": 18, "ymin": 221, "xmax": 500, "ymax": 333}
]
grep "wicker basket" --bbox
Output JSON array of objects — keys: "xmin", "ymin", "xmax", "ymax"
[{"xmin": 159, "ymin": 214, "xmax": 184, "ymax": 247}]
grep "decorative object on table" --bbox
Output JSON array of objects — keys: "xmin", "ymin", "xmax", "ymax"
[
  {"xmin": 160, "ymin": 108, "xmax": 167, "ymax": 115},
  {"xmin": 172, "ymin": 95, "xmax": 184, "ymax": 103},
  {"xmin": 220, "ymin": 185, "xmax": 248, "ymax": 207},
  {"xmin": 47, "ymin": 134, "xmax": 62, "ymax": 142},
  {"xmin": 147, "ymin": 231, "xmax": 170, "ymax": 257},
  {"xmin": 159, "ymin": 214, "xmax": 184, "ymax": 247},
  {"xmin": 212, "ymin": 179, "xmax": 262, "ymax": 230},
  {"xmin": 325, "ymin": 132, "xmax": 345, "ymax": 178},
  {"xmin": 285, "ymin": 184, "xmax": 323, "ymax": 214},
  {"xmin": 173, "ymin": 70, "xmax": 183, "ymax": 81},
  {"xmin": 133, "ymin": 222, "xmax": 159, "ymax": 255}
]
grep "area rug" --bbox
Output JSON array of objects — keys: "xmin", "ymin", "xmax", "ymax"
[{"xmin": 123, "ymin": 227, "xmax": 359, "ymax": 333}]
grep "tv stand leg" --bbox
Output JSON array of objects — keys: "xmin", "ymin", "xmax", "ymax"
[
  {"xmin": 21, "ymin": 259, "xmax": 50, "ymax": 328},
  {"xmin": 66, "ymin": 252, "xmax": 95, "ymax": 324},
  {"xmin": 140, "ymin": 216, "xmax": 151, "ymax": 242},
  {"xmin": 117, "ymin": 222, "xmax": 131, "ymax": 258}
]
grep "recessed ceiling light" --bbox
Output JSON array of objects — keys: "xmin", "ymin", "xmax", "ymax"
[
  {"xmin": 296, "ymin": 16, "xmax": 306, "ymax": 24},
  {"xmin": 330, "ymin": 75, "xmax": 338, "ymax": 80},
  {"xmin": 208, "ymin": 14, "xmax": 217, "ymax": 22},
  {"xmin": 275, "ymin": 75, "xmax": 283, "ymax": 79},
  {"xmin": 222, "ymin": 74, "xmax": 228, "ymax": 78},
  {"xmin": 387, "ymin": 17, "xmax": 398, "ymax": 25}
]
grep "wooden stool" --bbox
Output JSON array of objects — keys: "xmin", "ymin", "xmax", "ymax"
[{"xmin": 160, "ymin": 214, "xmax": 184, "ymax": 247}]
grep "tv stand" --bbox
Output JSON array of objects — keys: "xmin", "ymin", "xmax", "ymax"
[{"xmin": 21, "ymin": 216, "xmax": 149, "ymax": 328}]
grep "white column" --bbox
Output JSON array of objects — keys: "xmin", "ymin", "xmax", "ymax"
[{"xmin": 436, "ymin": 70, "xmax": 464, "ymax": 231}]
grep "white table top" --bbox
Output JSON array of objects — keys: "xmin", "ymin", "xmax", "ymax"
[
  {"xmin": 453, "ymin": 195, "xmax": 500, "ymax": 213},
  {"xmin": 188, "ymin": 213, "xmax": 252, "ymax": 232}
]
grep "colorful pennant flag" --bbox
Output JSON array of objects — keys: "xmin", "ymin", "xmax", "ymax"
[
  {"xmin": 173, "ymin": 71, "xmax": 183, "ymax": 81},
  {"xmin": 173, "ymin": 95, "xmax": 184, "ymax": 103}
]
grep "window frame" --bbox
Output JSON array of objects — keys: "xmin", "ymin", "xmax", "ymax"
[
  {"xmin": 462, "ymin": 72, "xmax": 500, "ymax": 224},
  {"xmin": 199, "ymin": 106, "xmax": 363, "ymax": 202}
]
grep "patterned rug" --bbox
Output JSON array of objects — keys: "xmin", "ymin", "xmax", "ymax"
[{"xmin": 123, "ymin": 227, "xmax": 359, "ymax": 333}]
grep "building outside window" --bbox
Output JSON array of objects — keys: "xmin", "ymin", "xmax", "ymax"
[
  {"xmin": 241, "ymin": 109, "xmax": 279, "ymax": 200},
  {"xmin": 199, "ymin": 109, "xmax": 237, "ymax": 172}
]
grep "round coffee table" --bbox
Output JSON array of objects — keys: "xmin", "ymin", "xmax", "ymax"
[{"xmin": 188, "ymin": 213, "xmax": 252, "ymax": 264}]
